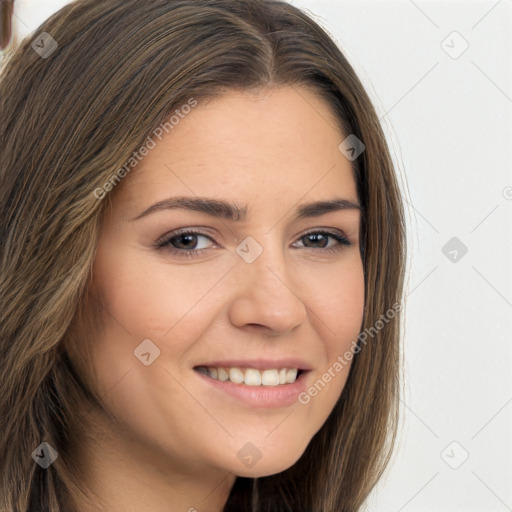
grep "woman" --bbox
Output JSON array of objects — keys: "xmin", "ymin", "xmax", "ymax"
[{"xmin": 0, "ymin": 0, "xmax": 406, "ymax": 510}]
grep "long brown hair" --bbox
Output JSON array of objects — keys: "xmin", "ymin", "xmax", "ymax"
[{"xmin": 0, "ymin": 1, "xmax": 406, "ymax": 510}]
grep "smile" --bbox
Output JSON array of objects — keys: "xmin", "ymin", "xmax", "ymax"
[{"xmin": 194, "ymin": 366, "xmax": 303, "ymax": 386}]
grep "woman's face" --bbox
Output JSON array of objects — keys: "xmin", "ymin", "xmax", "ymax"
[{"xmin": 88, "ymin": 86, "xmax": 364, "ymax": 479}]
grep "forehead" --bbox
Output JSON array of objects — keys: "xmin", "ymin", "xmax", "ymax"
[{"xmin": 113, "ymin": 86, "xmax": 358, "ymax": 215}]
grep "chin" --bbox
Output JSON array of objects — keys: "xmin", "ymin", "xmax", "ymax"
[
  {"xmin": 228, "ymin": 445, "xmax": 306, "ymax": 479},
  {"xmin": 233, "ymin": 459, "xmax": 299, "ymax": 478}
]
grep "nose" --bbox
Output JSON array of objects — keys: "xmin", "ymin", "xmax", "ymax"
[{"xmin": 227, "ymin": 238, "xmax": 308, "ymax": 337}]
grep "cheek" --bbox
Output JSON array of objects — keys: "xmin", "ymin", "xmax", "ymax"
[
  {"xmin": 88, "ymin": 246, "xmax": 233, "ymax": 399},
  {"xmin": 92, "ymin": 239, "xmax": 365, "ymax": 352},
  {"xmin": 300, "ymin": 257, "xmax": 364, "ymax": 412},
  {"xmin": 308, "ymin": 256, "xmax": 365, "ymax": 353},
  {"xmin": 91, "ymin": 237, "xmax": 230, "ymax": 339}
]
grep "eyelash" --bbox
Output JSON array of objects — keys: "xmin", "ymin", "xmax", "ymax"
[{"xmin": 154, "ymin": 228, "xmax": 352, "ymax": 258}]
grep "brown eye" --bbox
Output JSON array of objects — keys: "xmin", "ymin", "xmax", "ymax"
[
  {"xmin": 294, "ymin": 231, "xmax": 352, "ymax": 252},
  {"xmin": 155, "ymin": 230, "xmax": 217, "ymax": 256}
]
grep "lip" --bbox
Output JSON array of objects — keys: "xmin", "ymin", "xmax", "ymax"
[
  {"xmin": 194, "ymin": 369, "xmax": 311, "ymax": 408},
  {"xmin": 193, "ymin": 358, "xmax": 312, "ymax": 371}
]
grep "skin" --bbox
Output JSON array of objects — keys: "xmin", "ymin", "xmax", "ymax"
[{"xmin": 74, "ymin": 85, "xmax": 365, "ymax": 512}]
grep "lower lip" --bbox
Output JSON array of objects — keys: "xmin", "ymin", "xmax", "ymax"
[{"xmin": 195, "ymin": 370, "xmax": 310, "ymax": 408}]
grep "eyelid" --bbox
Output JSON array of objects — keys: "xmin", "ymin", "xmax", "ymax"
[
  {"xmin": 153, "ymin": 228, "xmax": 217, "ymax": 250},
  {"xmin": 154, "ymin": 226, "xmax": 353, "ymax": 256}
]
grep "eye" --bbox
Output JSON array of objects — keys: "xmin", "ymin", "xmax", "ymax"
[
  {"xmin": 154, "ymin": 228, "xmax": 352, "ymax": 258},
  {"xmin": 154, "ymin": 229, "xmax": 216, "ymax": 257},
  {"xmin": 292, "ymin": 230, "xmax": 352, "ymax": 253}
]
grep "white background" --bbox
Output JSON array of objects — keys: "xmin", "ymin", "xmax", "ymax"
[{"xmin": 5, "ymin": 1, "xmax": 512, "ymax": 510}]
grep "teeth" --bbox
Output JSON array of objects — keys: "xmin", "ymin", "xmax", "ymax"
[
  {"xmin": 285, "ymin": 368, "xmax": 298, "ymax": 383},
  {"xmin": 244, "ymin": 369, "xmax": 261, "ymax": 386},
  {"xmin": 196, "ymin": 366, "xmax": 301, "ymax": 385},
  {"xmin": 217, "ymin": 367, "xmax": 229, "ymax": 381},
  {"xmin": 229, "ymin": 367, "xmax": 244, "ymax": 384},
  {"xmin": 261, "ymin": 369, "xmax": 280, "ymax": 386}
]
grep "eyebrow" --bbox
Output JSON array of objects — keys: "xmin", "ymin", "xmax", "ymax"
[{"xmin": 131, "ymin": 195, "xmax": 361, "ymax": 222}]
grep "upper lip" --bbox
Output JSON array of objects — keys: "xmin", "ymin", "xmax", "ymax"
[{"xmin": 194, "ymin": 359, "xmax": 312, "ymax": 371}]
